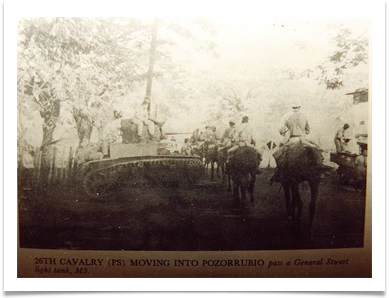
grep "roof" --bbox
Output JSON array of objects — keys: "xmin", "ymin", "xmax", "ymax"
[{"xmin": 345, "ymin": 88, "xmax": 369, "ymax": 95}]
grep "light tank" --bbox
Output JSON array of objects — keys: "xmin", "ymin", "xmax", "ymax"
[{"xmin": 80, "ymin": 118, "xmax": 204, "ymax": 198}]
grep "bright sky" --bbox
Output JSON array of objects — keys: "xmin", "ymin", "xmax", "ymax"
[
  {"xmin": 165, "ymin": 17, "xmax": 370, "ymax": 137},
  {"xmin": 212, "ymin": 18, "xmax": 370, "ymax": 71}
]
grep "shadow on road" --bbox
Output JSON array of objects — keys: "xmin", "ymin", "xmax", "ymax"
[{"xmin": 18, "ymin": 168, "xmax": 366, "ymax": 251}]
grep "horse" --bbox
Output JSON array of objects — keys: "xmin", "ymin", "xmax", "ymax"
[
  {"xmin": 200, "ymin": 142, "xmax": 220, "ymax": 180},
  {"xmin": 218, "ymin": 147, "xmax": 232, "ymax": 190},
  {"xmin": 228, "ymin": 146, "xmax": 260, "ymax": 207},
  {"xmin": 272, "ymin": 142, "xmax": 323, "ymax": 241}
]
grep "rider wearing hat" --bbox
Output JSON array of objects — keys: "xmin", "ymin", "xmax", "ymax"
[
  {"xmin": 203, "ymin": 125, "xmax": 214, "ymax": 144},
  {"xmin": 220, "ymin": 119, "xmax": 236, "ymax": 150},
  {"xmin": 272, "ymin": 101, "xmax": 329, "ymax": 182},
  {"xmin": 279, "ymin": 101, "xmax": 310, "ymax": 144},
  {"xmin": 233, "ymin": 115, "xmax": 256, "ymax": 147},
  {"xmin": 211, "ymin": 126, "xmax": 221, "ymax": 144},
  {"xmin": 227, "ymin": 115, "xmax": 258, "ymax": 156},
  {"xmin": 225, "ymin": 116, "xmax": 262, "ymax": 174}
]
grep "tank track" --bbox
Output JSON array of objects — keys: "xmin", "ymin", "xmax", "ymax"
[{"xmin": 83, "ymin": 157, "xmax": 204, "ymax": 198}]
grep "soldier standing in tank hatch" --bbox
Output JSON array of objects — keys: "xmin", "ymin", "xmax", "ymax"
[{"xmin": 133, "ymin": 97, "xmax": 155, "ymax": 141}]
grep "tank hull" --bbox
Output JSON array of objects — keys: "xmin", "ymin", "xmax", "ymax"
[{"xmin": 81, "ymin": 155, "xmax": 204, "ymax": 198}]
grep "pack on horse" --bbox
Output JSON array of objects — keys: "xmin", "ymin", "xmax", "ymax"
[
  {"xmin": 271, "ymin": 141, "xmax": 325, "ymax": 240},
  {"xmin": 228, "ymin": 146, "xmax": 261, "ymax": 207}
]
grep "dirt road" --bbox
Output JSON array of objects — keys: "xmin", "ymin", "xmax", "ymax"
[{"xmin": 18, "ymin": 168, "xmax": 366, "ymax": 251}]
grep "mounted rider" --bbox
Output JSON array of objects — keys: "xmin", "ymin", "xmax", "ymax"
[
  {"xmin": 190, "ymin": 128, "xmax": 201, "ymax": 144},
  {"xmin": 188, "ymin": 128, "xmax": 203, "ymax": 156},
  {"xmin": 226, "ymin": 116, "xmax": 261, "ymax": 159},
  {"xmin": 235, "ymin": 116, "xmax": 255, "ymax": 147},
  {"xmin": 201, "ymin": 125, "xmax": 218, "ymax": 154},
  {"xmin": 220, "ymin": 119, "xmax": 236, "ymax": 150},
  {"xmin": 211, "ymin": 126, "xmax": 221, "ymax": 145},
  {"xmin": 272, "ymin": 101, "xmax": 329, "ymax": 182},
  {"xmin": 203, "ymin": 126, "xmax": 214, "ymax": 143},
  {"xmin": 227, "ymin": 116, "xmax": 256, "ymax": 153}
]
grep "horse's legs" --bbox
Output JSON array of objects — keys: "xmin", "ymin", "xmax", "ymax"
[
  {"xmin": 283, "ymin": 185, "xmax": 292, "ymax": 219},
  {"xmin": 210, "ymin": 161, "xmax": 214, "ymax": 180},
  {"xmin": 216, "ymin": 161, "xmax": 221, "ymax": 179},
  {"xmin": 232, "ymin": 181, "xmax": 240, "ymax": 205},
  {"xmin": 291, "ymin": 184, "xmax": 302, "ymax": 223},
  {"xmin": 308, "ymin": 179, "xmax": 320, "ymax": 241},
  {"xmin": 240, "ymin": 184, "xmax": 246, "ymax": 203},
  {"xmin": 221, "ymin": 162, "xmax": 225, "ymax": 182},
  {"xmin": 248, "ymin": 174, "xmax": 255, "ymax": 205},
  {"xmin": 231, "ymin": 174, "xmax": 243, "ymax": 208},
  {"xmin": 225, "ymin": 162, "xmax": 232, "ymax": 190}
]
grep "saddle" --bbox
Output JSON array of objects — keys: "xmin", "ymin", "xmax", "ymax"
[{"xmin": 271, "ymin": 142, "xmax": 327, "ymax": 184}]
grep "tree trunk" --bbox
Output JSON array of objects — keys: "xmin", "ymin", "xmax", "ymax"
[
  {"xmin": 39, "ymin": 121, "xmax": 56, "ymax": 196},
  {"xmin": 145, "ymin": 18, "xmax": 159, "ymax": 115},
  {"xmin": 38, "ymin": 98, "xmax": 61, "ymax": 196}
]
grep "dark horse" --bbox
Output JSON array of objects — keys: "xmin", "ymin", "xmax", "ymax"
[
  {"xmin": 229, "ymin": 146, "xmax": 261, "ymax": 207},
  {"xmin": 218, "ymin": 147, "xmax": 231, "ymax": 190},
  {"xmin": 201, "ymin": 143, "xmax": 220, "ymax": 180},
  {"xmin": 273, "ymin": 142, "xmax": 323, "ymax": 241}
]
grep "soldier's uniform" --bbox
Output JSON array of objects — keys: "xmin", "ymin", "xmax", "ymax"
[
  {"xmin": 203, "ymin": 126, "xmax": 214, "ymax": 144},
  {"xmin": 279, "ymin": 108, "xmax": 310, "ymax": 141},
  {"xmin": 133, "ymin": 100, "xmax": 155, "ymax": 139},
  {"xmin": 334, "ymin": 124, "xmax": 350, "ymax": 153},
  {"xmin": 212, "ymin": 126, "xmax": 221, "ymax": 146},
  {"xmin": 190, "ymin": 129, "xmax": 201, "ymax": 144},
  {"xmin": 221, "ymin": 120, "xmax": 236, "ymax": 149},
  {"xmin": 234, "ymin": 122, "xmax": 255, "ymax": 147},
  {"xmin": 272, "ymin": 103, "xmax": 328, "ymax": 182},
  {"xmin": 181, "ymin": 138, "xmax": 191, "ymax": 155},
  {"xmin": 224, "ymin": 116, "xmax": 261, "ymax": 174},
  {"xmin": 228, "ymin": 116, "xmax": 256, "ymax": 155}
]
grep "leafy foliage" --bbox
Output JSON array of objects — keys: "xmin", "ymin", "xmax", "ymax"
[
  {"xmin": 18, "ymin": 18, "xmax": 151, "ymax": 145},
  {"xmin": 296, "ymin": 25, "xmax": 369, "ymax": 89}
]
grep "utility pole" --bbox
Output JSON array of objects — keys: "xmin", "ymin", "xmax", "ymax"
[{"xmin": 145, "ymin": 18, "xmax": 159, "ymax": 115}]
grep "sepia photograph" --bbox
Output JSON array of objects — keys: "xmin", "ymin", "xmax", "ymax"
[{"xmin": 6, "ymin": 1, "xmax": 385, "ymax": 287}]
